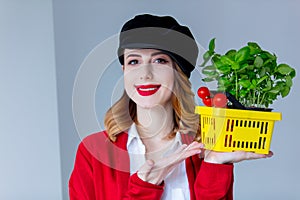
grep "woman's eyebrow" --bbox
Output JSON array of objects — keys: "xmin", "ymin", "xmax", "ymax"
[
  {"xmin": 151, "ymin": 51, "xmax": 168, "ymax": 57},
  {"xmin": 126, "ymin": 54, "xmax": 141, "ymax": 59}
]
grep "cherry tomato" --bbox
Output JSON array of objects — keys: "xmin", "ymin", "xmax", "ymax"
[
  {"xmin": 202, "ymin": 97, "xmax": 212, "ymax": 107},
  {"xmin": 197, "ymin": 87, "xmax": 210, "ymax": 99},
  {"xmin": 213, "ymin": 93, "xmax": 228, "ymax": 107}
]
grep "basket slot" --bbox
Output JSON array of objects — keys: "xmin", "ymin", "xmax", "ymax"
[
  {"xmin": 250, "ymin": 142, "xmax": 253, "ymax": 148},
  {"xmin": 265, "ymin": 122, "xmax": 269, "ymax": 134},
  {"xmin": 257, "ymin": 121, "xmax": 260, "ymax": 128},
  {"xmin": 226, "ymin": 119, "xmax": 230, "ymax": 132},
  {"xmin": 231, "ymin": 120, "xmax": 234, "ymax": 132},
  {"xmin": 260, "ymin": 122, "xmax": 265, "ymax": 134},
  {"xmin": 244, "ymin": 120, "xmax": 247, "ymax": 127},
  {"xmin": 213, "ymin": 118, "xmax": 216, "ymax": 130},
  {"xmin": 248, "ymin": 121, "xmax": 251, "ymax": 127},
  {"xmin": 233, "ymin": 141, "xmax": 236, "ymax": 147},
  {"xmin": 224, "ymin": 135, "xmax": 228, "ymax": 147},
  {"xmin": 257, "ymin": 136, "xmax": 267, "ymax": 149},
  {"xmin": 240, "ymin": 120, "xmax": 243, "ymax": 127},
  {"xmin": 253, "ymin": 121, "xmax": 256, "ymax": 128},
  {"xmin": 236, "ymin": 120, "xmax": 239, "ymax": 127}
]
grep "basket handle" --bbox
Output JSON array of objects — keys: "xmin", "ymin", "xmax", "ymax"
[{"xmin": 225, "ymin": 91, "xmax": 247, "ymax": 110}]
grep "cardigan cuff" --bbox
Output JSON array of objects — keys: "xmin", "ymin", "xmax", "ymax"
[
  {"xmin": 130, "ymin": 173, "xmax": 165, "ymax": 188},
  {"xmin": 201, "ymin": 160, "xmax": 234, "ymax": 173},
  {"xmin": 127, "ymin": 173, "xmax": 164, "ymax": 199}
]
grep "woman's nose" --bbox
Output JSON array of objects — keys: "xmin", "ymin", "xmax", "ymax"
[{"xmin": 139, "ymin": 64, "xmax": 153, "ymax": 80}]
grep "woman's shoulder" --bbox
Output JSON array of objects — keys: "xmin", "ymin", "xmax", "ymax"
[{"xmin": 80, "ymin": 130, "xmax": 129, "ymax": 152}]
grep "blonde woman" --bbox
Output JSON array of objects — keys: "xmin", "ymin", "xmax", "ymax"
[{"xmin": 69, "ymin": 14, "xmax": 272, "ymax": 200}]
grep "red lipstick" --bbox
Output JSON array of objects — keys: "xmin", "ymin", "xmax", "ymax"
[{"xmin": 136, "ymin": 84, "xmax": 161, "ymax": 96}]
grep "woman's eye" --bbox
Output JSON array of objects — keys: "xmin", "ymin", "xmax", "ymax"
[
  {"xmin": 154, "ymin": 58, "xmax": 168, "ymax": 64},
  {"xmin": 127, "ymin": 59, "xmax": 139, "ymax": 65}
]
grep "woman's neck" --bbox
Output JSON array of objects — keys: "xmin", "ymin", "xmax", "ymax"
[{"xmin": 135, "ymin": 102, "xmax": 174, "ymax": 141}]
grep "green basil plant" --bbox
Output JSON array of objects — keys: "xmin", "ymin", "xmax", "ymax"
[{"xmin": 200, "ymin": 38, "xmax": 296, "ymax": 108}]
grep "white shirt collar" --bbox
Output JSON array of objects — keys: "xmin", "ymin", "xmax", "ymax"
[{"xmin": 126, "ymin": 123, "xmax": 182, "ymax": 155}]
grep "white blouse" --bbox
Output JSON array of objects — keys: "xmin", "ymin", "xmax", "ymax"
[{"xmin": 126, "ymin": 124, "xmax": 190, "ymax": 200}]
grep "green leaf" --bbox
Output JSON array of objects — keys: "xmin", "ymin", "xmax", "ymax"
[
  {"xmin": 200, "ymin": 51, "xmax": 213, "ymax": 67},
  {"xmin": 232, "ymin": 63, "xmax": 240, "ymax": 70},
  {"xmin": 225, "ymin": 49, "xmax": 237, "ymax": 59},
  {"xmin": 203, "ymin": 51, "xmax": 211, "ymax": 60},
  {"xmin": 257, "ymin": 75, "xmax": 268, "ymax": 85},
  {"xmin": 259, "ymin": 67, "xmax": 266, "ymax": 77},
  {"xmin": 220, "ymin": 55, "xmax": 234, "ymax": 65},
  {"xmin": 202, "ymin": 65, "xmax": 216, "ymax": 71},
  {"xmin": 240, "ymin": 75, "xmax": 248, "ymax": 79},
  {"xmin": 202, "ymin": 77, "xmax": 214, "ymax": 82},
  {"xmin": 262, "ymin": 80, "xmax": 272, "ymax": 91},
  {"xmin": 248, "ymin": 42, "xmax": 262, "ymax": 55},
  {"xmin": 217, "ymin": 85, "xmax": 226, "ymax": 91},
  {"xmin": 239, "ymin": 79, "xmax": 251, "ymax": 88},
  {"xmin": 240, "ymin": 90, "xmax": 248, "ymax": 97},
  {"xmin": 237, "ymin": 63, "xmax": 248, "ymax": 73},
  {"xmin": 290, "ymin": 69, "xmax": 296, "ymax": 78},
  {"xmin": 281, "ymin": 86, "xmax": 290, "ymax": 97},
  {"xmin": 247, "ymin": 42, "xmax": 261, "ymax": 49},
  {"xmin": 277, "ymin": 64, "xmax": 294, "ymax": 75},
  {"xmin": 202, "ymin": 69, "xmax": 218, "ymax": 76},
  {"xmin": 218, "ymin": 77, "xmax": 231, "ymax": 86},
  {"xmin": 218, "ymin": 65, "xmax": 231, "ymax": 73},
  {"xmin": 269, "ymin": 86, "xmax": 281, "ymax": 95},
  {"xmin": 247, "ymin": 65, "xmax": 254, "ymax": 70},
  {"xmin": 254, "ymin": 56, "xmax": 263, "ymax": 68},
  {"xmin": 285, "ymin": 75, "xmax": 293, "ymax": 87},
  {"xmin": 235, "ymin": 46, "xmax": 250, "ymax": 63},
  {"xmin": 209, "ymin": 38, "xmax": 216, "ymax": 52},
  {"xmin": 213, "ymin": 60, "xmax": 223, "ymax": 69}
]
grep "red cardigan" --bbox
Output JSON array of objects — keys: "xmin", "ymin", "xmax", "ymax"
[{"xmin": 69, "ymin": 131, "xmax": 234, "ymax": 200}]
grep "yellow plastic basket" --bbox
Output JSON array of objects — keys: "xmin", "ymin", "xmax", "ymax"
[{"xmin": 195, "ymin": 106, "xmax": 282, "ymax": 154}]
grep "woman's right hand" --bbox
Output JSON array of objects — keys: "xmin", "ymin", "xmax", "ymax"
[{"xmin": 137, "ymin": 141, "xmax": 203, "ymax": 185}]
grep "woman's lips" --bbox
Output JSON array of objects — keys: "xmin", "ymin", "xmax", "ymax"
[{"xmin": 135, "ymin": 84, "xmax": 161, "ymax": 96}]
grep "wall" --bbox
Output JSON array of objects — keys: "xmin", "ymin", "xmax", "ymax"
[
  {"xmin": 53, "ymin": 0, "xmax": 300, "ymax": 199},
  {"xmin": 0, "ymin": 0, "xmax": 62, "ymax": 199}
]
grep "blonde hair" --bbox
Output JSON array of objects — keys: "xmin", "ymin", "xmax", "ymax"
[{"xmin": 104, "ymin": 63, "xmax": 200, "ymax": 142}]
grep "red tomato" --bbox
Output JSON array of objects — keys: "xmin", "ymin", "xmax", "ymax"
[
  {"xmin": 202, "ymin": 97, "xmax": 212, "ymax": 107},
  {"xmin": 197, "ymin": 87, "xmax": 210, "ymax": 99},
  {"xmin": 213, "ymin": 93, "xmax": 228, "ymax": 107}
]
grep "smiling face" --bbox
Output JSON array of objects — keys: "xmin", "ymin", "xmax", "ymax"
[{"xmin": 123, "ymin": 49, "xmax": 175, "ymax": 109}]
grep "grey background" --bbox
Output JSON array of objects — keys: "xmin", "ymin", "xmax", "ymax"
[{"xmin": 1, "ymin": 0, "xmax": 300, "ymax": 199}]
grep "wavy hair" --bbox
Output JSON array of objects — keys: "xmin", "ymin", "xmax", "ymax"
[{"xmin": 104, "ymin": 63, "xmax": 200, "ymax": 142}]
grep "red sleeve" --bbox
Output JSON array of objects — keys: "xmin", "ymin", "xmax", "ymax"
[
  {"xmin": 69, "ymin": 142, "xmax": 96, "ymax": 200},
  {"xmin": 194, "ymin": 160, "xmax": 234, "ymax": 200},
  {"xmin": 126, "ymin": 173, "xmax": 164, "ymax": 199},
  {"xmin": 69, "ymin": 139, "xmax": 165, "ymax": 200}
]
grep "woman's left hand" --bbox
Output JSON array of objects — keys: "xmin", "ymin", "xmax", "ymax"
[{"xmin": 203, "ymin": 149, "xmax": 273, "ymax": 164}]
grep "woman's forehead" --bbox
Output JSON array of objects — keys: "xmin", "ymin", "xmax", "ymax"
[{"xmin": 124, "ymin": 48, "xmax": 169, "ymax": 56}]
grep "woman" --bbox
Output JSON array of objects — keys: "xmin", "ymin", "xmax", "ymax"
[{"xmin": 69, "ymin": 14, "xmax": 272, "ymax": 200}]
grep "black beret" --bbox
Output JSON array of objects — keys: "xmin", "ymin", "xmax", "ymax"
[{"xmin": 118, "ymin": 14, "xmax": 199, "ymax": 78}]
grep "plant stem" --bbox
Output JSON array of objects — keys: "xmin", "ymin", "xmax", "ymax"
[
  {"xmin": 257, "ymin": 92, "xmax": 261, "ymax": 107},
  {"xmin": 235, "ymin": 70, "xmax": 238, "ymax": 99},
  {"xmin": 259, "ymin": 93, "xmax": 266, "ymax": 107}
]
